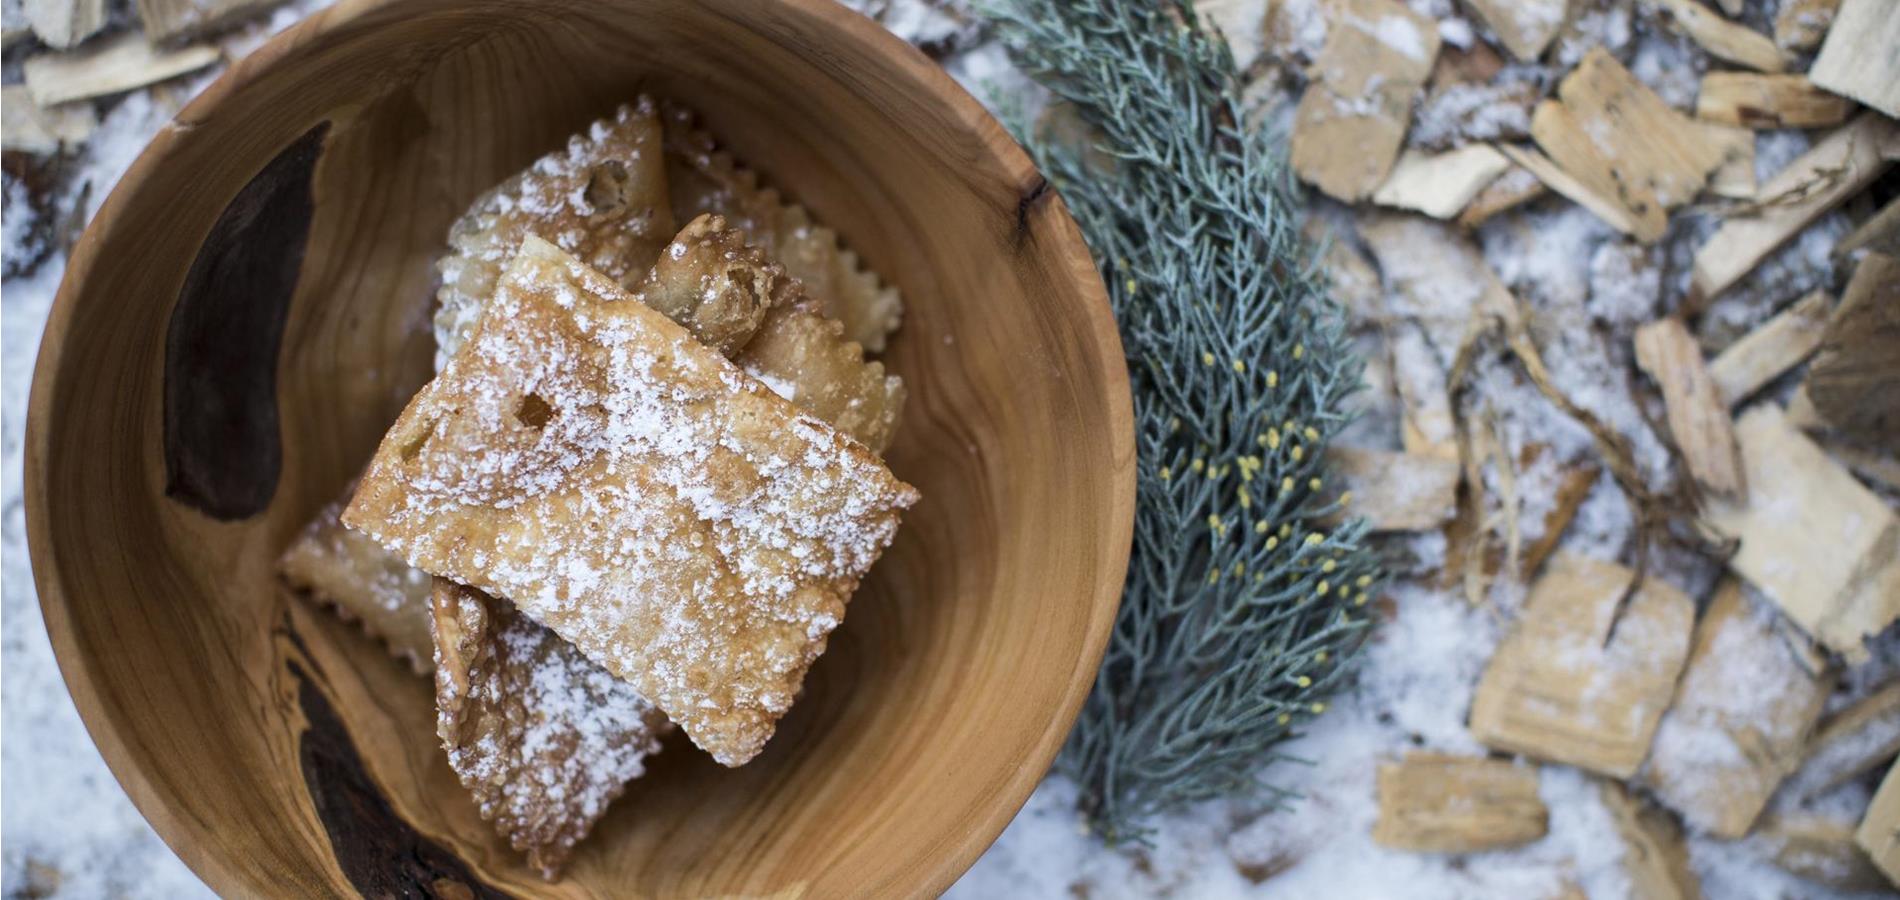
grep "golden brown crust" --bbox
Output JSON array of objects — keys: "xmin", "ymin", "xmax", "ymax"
[
  {"xmin": 431, "ymin": 579, "xmax": 668, "ymax": 879},
  {"xmin": 346, "ymin": 237, "xmax": 917, "ymax": 766},
  {"xmin": 661, "ymin": 102, "xmax": 904, "ymax": 353},
  {"xmin": 277, "ymin": 488, "xmax": 435, "ymax": 673}
]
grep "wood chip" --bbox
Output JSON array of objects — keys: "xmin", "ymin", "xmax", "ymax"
[
  {"xmin": 1775, "ymin": 0, "xmax": 1842, "ymax": 51},
  {"xmin": 1689, "ymin": 113, "xmax": 1900, "ymax": 306},
  {"xmin": 1372, "ymin": 752, "xmax": 1548, "ymax": 852},
  {"xmin": 1390, "ymin": 325, "xmax": 1460, "ymax": 459},
  {"xmin": 1529, "ymin": 49, "xmax": 1731, "ymax": 242},
  {"xmin": 1358, "ymin": 212, "xmax": 1514, "ymax": 356},
  {"xmin": 22, "ymin": 32, "xmax": 220, "ymax": 107},
  {"xmin": 0, "ymin": 84, "xmax": 98, "ymax": 154},
  {"xmin": 1457, "ymin": 164, "xmax": 1548, "ymax": 228},
  {"xmin": 1784, "ymin": 682, "xmax": 1900, "ymax": 802},
  {"xmin": 1857, "ymin": 760, "xmax": 1900, "ymax": 887},
  {"xmin": 1705, "ymin": 405, "xmax": 1900, "ymax": 663},
  {"xmin": 1811, "ymin": 0, "xmax": 1900, "ymax": 118},
  {"xmin": 1290, "ymin": 0, "xmax": 1440, "ymax": 201},
  {"xmin": 1469, "ymin": 553, "xmax": 1696, "ymax": 778},
  {"xmin": 1601, "ymin": 781, "xmax": 1703, "ymax": 900},
  {"xmin": 136, "ymin": 0, "xmax": 286, "ymax": 44},
  {"xmin": 1324, "ymin": 447, "xmax": 1460, "ymax": 531},
  {"xmin": 1809, "ymin": 253, "xmax": 1900, "ymax": 445},
  {"xmin": 1696, "ymin": 73, "xmax": 1856, "ymax": 130},
  {"xmin": 1634, "ymin": 317, "xmax": 1745, "ymax": 497},
  {"xmin": 1643, "ymin": 580, "xmax": 1832, "ymax": 838},
  {"xmin": 1371, "ymin": 145, "xmax": 1512, "ymax": 219},
  {"xmin": 1304, "ymin": 219, "xmax": 1385, "ymax": 321},
  {"xmin": 1462, "ymin": 0, "xmax": 1569, "ymax": 61},
  {"xmin": 1838, "ymin": 195, "xmax": 1900, "ymax": 258},
  {"xmin": 1499, "ymin": 143, "xmax": 1648, "ymax": 238},
  {"xmin": 1704, "ymin": 123, "xmax": 1758, "ymax": 201},
  {"xmin": 25, "ymin": 0, "xmax": 105, "ymax": 49},
  {"xmin": 1708, "ymin": 290, "xmax": 1832, "ymax": 406},
  {"xmin": 1819, "ymin": 439, "xmax": 1900, "ymax": 493},
  {"xmin": 1655, "ymin": 0, "xmax": 1787, "ymax": 72},
  {"xmin": 1521, "ymin": 462, "xmax": 1598, "ymax": 580},
  {"xmin": 1756, "ymin": 814, "xmax": 1891, "ymax": 893}
]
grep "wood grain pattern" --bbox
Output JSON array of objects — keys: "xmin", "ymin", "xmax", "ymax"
[{"xmin": 23, "ymin": 1, "xmax": 1135, "ymax": 895}]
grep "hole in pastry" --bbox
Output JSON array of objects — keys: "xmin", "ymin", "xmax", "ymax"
[
  {"xmin": 583, "ymin": 161, "xmax": 631, "ymax": 215},
  {"xmin": 515, "ymin": 392, "xmax": 555, "ymax": 429}
]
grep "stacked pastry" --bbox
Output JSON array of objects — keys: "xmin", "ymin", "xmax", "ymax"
[{"xmin": 278, "ymin": 97, "xmax": 916, "ymax": 877}]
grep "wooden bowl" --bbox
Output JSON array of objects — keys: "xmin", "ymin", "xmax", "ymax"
[{"xmin": 24, "ymin": 0, "xmax": 1133, "ymax": 895}]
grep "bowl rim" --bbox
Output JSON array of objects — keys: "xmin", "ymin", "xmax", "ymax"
[{"xmin": 25, "ymin": 0, "xmax": 1134, "ymax": 893}]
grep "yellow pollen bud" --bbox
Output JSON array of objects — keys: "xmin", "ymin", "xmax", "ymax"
[
  {"xmin": 1317, "ymin": 580, "xmax": 1330, "ymax": 595},
  {"xmin": 1321, "ymin": 560, "xmax": 1337, "ymax": 573},
  {"xmin": 1267, "ymin": 428, "xmax": 1281, "ymax": 449},
  {"xmin": 1255, "ymin": 520, "xmax": 1269, "ymax": 534},
  {"xmin": 1290, "ymin": 445, "xmax": 1304, "ymax": 462},
  {"xmin": 1278, "ymin": 714, "xmax": 1291, "ymax": 725},
  {"xmin": 1293, "ymin": 344, "xmax": 1305, "ymax": 360},
  {"xmin": 1296, "ymin": 676, "xmax": 1312, "ymax": 688},
  {"xmin": 1280, "ymin": 477, "xmax": 1294, "ymax": 495},
  {"xmin": 1310, "ymin": 702, "xmax": 1326, "ymax": 713},
  {"xmin": 1125, "ymin": 279, "xmax": 1138, "ymax": 294},
  {"xmin": 1309, "ymin": 477, "xmax": 1322, "ymax": 491},
  {"xmin": 1305, "ymin": 533, "xmax": 1323, "ymax": 547},
  {"xmin": 1232, "ymin": 359, "xmax": 1245, "ymax": 373},
  {"xmin": 1304, "ymin": 427, "xmax": 1319, "ymax": 442},
  {"xmin": 1340, "ymin": 491, "xmax": 1353, "ymax": 506},
  {"xmin": 1315, "ymin": 651, "xmax": 1329, "ymax": 662},
  {"xmin": 1159, "ymin": 466, "xmax": 1172, "ymax": 481},
  {"xmin": 1202, "ymin": 351, "xmax": 1215, "ymax": 366},
  {"xmin": 1267, "ymin": 371, "xmax": 1279, "ymax": 389},
  {"xmin": 1266, "ymin": 536, "xmax": 1279, "ymax": 550},
  {"xmin": 1191, "ymin": 458, "xmax": 1205, "ymax": 473},
  {"xmin": 1207, "ymin": 513, "xmax": 1222, "ymax": 529},
  {"xmin": 1357, "ymin": 575, "xmax": 1372, "ymax": 588}
]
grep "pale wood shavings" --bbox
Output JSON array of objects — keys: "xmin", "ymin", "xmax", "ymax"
[
  {"xmin": 1756, "ymin": 814, "xmax": 1890, "ymax": 893},
  {"xmin": 1643, "ymin": 580, "xmax": 1832, "ymax": 838},
  {"xmin": 1601, "ymin": 780, "xmax": 1704, "ymax": 900},
  {"xmin": 1469, "ymin": 553, "xmax": 1695, "ymax": 778},
  {"xmin": 24, "ymin": 0, "xmax": 103, "ymax": 49},
  {"xmin": 135, "ymin": 0, "xmax": 286, "ymax": 43},
  {"xmin": 1704, "ymin": 123, "xmax": 1758, "ymax": 201},
  {"xmin": 1689, "ymin": 113, "xmax": 1900, "ymax": 307},
  {"xmin": 21, "ymin": 32, "xmax": 220, "ymax": 106},
  {"xmin": 1371, "ymin": 753, "xmax": 1548, "ymax": 852},
  {"xmin": 0, "ymin": 84, "xmax": 97, "ymax": 154},
  {"xmin": 1708, "ymin": 290, "xmax": 1832, "ymax": 406},
  {"xmin": 1696, "ymin": 73, "xmax": 1855, "ymax": 130},
  {"xmin": 1654, "ymin": 0, "xmax": 1787, "ymax": 72},
  {"xmin": 1704, "ymin": 405, "xmax": 1900, "ymax": 664},
  {"xmin": 1857, "ymin": 760, "xmax": 1900, "ymax": 887},
  {"xmin": 1784, "ymin": 681, "xmax": 1900, "ymax": 802},
  {"xmin": 1388, "ymin": 325, "xmax": 1459, "ymax": 459},
  {"xmin": 1463, "ymin": 0, "xmax": 1569, "ymax": 61},
  {"xmin": 1303, "ymin": 218, "xmax": 1385, "ymax": 322},
  {"xmin": 1521, "ymin": 462, "xmax": 1599, "ymax": 581},
  {"xmin": 1634, "ymin": 317, "xmax": 1745, "ymax": 498},
  {"xmin": 1498, "ymin": 143, "xmax": 1645, "ymax": 238},
  {"xmin": 1837, "ymin": 196, "xmax": 1900, "ymax": 258},
  {"xmin": 1775, "ymin": 0, "xmax": 1842, "ymax": 51},
  {"xmin": 1810, "ymin": 0, "xmax": 1900, "ymax": 118},
  {"xmin": 1197, "ymin": 0, "xmax": 1266, "ymax": 71},
  {"xmin": 1325, "ymin": 446, "xmax": 1459, "ymax": 531},
  {"xmin": 1289, "ymin": 0, "xmax": 1440, "ymax": 201},
  {"xmin": 1456, "ymin": 164, "xmax": 1548, "ymax": 229},
  {"xmin": 1808, "ymin": 253, "xmax": 1900, "ymax": 445},
  {"xmin": 1529, "ymin": 48, "xmax": 1732, "ymax": 242},
  {"xmin": 1371, "ymin": 145, "xmax": 1512, "ymax": 219}
]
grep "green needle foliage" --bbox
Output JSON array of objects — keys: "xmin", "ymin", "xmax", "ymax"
[{"xmin": 983, "ymin": 0, "xmax": 1384, "ymax": 842}]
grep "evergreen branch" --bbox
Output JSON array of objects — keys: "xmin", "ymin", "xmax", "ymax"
[{"xmin": 981, "ymin": 0, "xmax": 1384, "ymax": 842}]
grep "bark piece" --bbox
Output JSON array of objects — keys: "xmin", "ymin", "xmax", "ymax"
[
  {"xmin": 1704, "ymin": 405, "xmax": 1900, "ymax": 663},
  {"xmin": 1809, "ymin": 254, "xmax": 1900, "ymax": 445},
  {"xmin": 1857, "ymin": 761, "xmax": 1900, "ymax": 887},
  {"xmin": 135, "ymin": 0, "xmax": 286, "ymax": 43},
  {"xmin": 1696, "ymin": 73, "xmax": 1855, "ymax": 130},
  {"xmin": 1757, "ymin": 814, "xmax": 1890, "ymax": 893},
  {"xmin": 1643, "ymin": 580, "xmax": 1832, "ymax": 838},
  {"xmin": 1371, "ymin": 145, "xmax": 1512, "ymax": 219},
  {"xmin": 1784, "ymin": 682, "xmax": 1900, "ymax": 802},
  {"xmin": 1469, "ymin": 553, "xmax": 1696, "ymax": 778},
  {"xmin": 25, "ymin": 0, "xmax": 104, "ymax": 49},
  {"xmin": 1775, "ymin": 0, "xmax": 1842, "ymax": 51},
  {"xmin": 1690, "ymin": 114, "xmax": 1900, "ymax": 306},
  {"xmin": 1324, "ymin": 447, "xmax": 1460, "ymax": 531},
  {"xmin": 1529, "ymin": 50, "xmax": 1732, "ymax": 242},
  {"xmin": 1655, "ymin": 0, "xmax": 1787, "ymax": 72},
  {"xmin": 1457, "ymin": 164, "xmax": 1547, "ymax": 228},
  {"xmin": 1601, "ymin": 781, "xmax": 1703, "ymax": 900},
  {"xmin": 1289, "ymin": 0, "xmax": 1440, "ymax": 201},
  {"xmin": 1810, "ymin": 0, "xmax": 1900, "ymax": 118},
  {"xmin": 0, "ymin": 84, "xmax": 97, "ymax": 154},
  {"xmin": 21, "ymin": 32, "xmax": 220, "ymax": 106},
  {"xmin": 1463, "ymin": 0, "xmax": 1569, "ymax": 61},
  {"xmin": 1372, "ymin": 752, "xmax": 1548, "ymax": 852},
  {"xmin": 1634, "ymin": 317, "xmax": 1745, "ymax": 497},
  {"xmin": 1708, "ymin": 290, "xmax": 1833, "ymax": 406}
]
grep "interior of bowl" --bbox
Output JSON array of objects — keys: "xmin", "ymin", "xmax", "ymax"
[{"xmin": 27, "ymin": 0, "xmax": 1131, "ymax": 895}]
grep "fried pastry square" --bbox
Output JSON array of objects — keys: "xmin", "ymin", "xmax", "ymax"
[
  {"xmin": 432, "ymin": 579, "xmax": 668, "ymax": 878},
  {"xmin": 435, "ymin": 98, "xmax": 674, "ymax": 368},
  {"xmin": 279, "ymin": 490, "xmax": 435, "ymax": 672},
  {"xmin": 661, "ymin": 103, "xmax": 903, "ymax": 353},
  {"xmin": 346, "ymin": 236, "xmax": 918, "ymax": 766}
]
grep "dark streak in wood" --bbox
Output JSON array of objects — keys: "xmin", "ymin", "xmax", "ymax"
[
  {"xmin": 163, "ymin": 122, "xmax": 329, "ymax": 519},
  {"xmin": 291, "ymin": 658, "xmax": 510, "ymax": 899}
]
